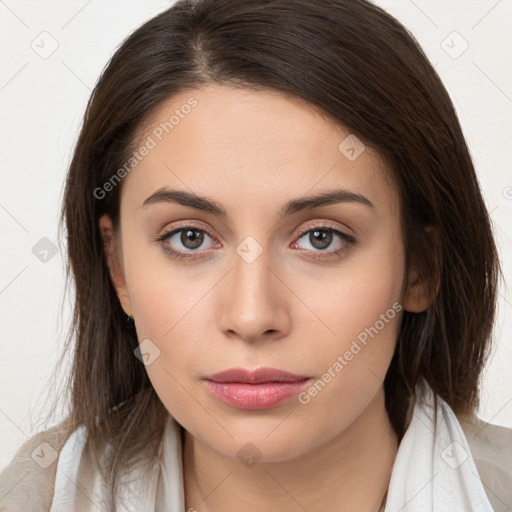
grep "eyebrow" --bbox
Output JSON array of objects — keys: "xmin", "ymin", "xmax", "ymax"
[{"xmin": 141, "ymin": 187, "xmax": 374, "ymax": 217}]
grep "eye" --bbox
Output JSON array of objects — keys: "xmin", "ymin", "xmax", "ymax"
[
  {"xmin": 154, "ymin": 226, "xmax": 218, "ymax": 260},
  {"xmin": 153, "ymin": 222, "xmax": 356, "ymax": 261},
  {"xmin": 291, "ymin": 223, "xmax": 355, "ymax": 259}
]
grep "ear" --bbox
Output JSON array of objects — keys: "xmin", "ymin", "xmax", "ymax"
[
  {"xmin": 99, "ymin": 214, "xmax": 133, "ymax": 317},
  {"xmin": 403, "ymin": 226, "xmax": 441, "ymax": 313}
]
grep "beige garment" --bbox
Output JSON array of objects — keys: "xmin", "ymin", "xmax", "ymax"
[
  {"xmin": 1, "ymin": 409, "xmax": 511, "ymax": 511},
  {"xmin": 0, "ymin": 417, "xmax": 73, "ymax": 512},
  {"xmin": 458, "ymin": 414, "xmax": 512, "ymax": 511}
]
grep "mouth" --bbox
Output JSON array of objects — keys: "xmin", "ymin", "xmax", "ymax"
[{"xmin": 203, "ymin": 367, "xmax": 312, "ymax": 410}]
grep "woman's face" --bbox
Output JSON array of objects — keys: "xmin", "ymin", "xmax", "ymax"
[{"xmin": 101, "ymin": 84, "xmax": 420, "ymax": 462}]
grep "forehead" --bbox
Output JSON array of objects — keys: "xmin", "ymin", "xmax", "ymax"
[{"xmin": 124, "ymin": 84, "xmax": 399, "ymax": 219}]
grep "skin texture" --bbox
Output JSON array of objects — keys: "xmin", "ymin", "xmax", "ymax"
[{"xmin": 100, "ymin": 84, "xmax": 432, "ymax": 511}]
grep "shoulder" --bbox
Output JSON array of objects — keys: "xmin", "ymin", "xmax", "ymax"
[
  {"xmin": 0, "ymin": 417, "xmax": 74, "ymax": 512},
  {"xmin": 458, "ymin": 413, "xmax": 512, "ymax": 511}
]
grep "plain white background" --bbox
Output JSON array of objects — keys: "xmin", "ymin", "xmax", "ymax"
[{"xmin": 1, "ymin": 0, "xmax": 511, "ymax": 473}]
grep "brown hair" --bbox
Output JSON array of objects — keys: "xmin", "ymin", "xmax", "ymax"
[{"xmin": 42, "ymin": 0, "xmax": 501, "ymax": 507}]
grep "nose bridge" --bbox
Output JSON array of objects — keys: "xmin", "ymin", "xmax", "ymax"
[
  {"xmin": 219, "ymin": 234, "xmax": 286, "ymax": 340},
  {"xmin": 233, "ymin": 235, "xmax": 274, "ymax": 309}
]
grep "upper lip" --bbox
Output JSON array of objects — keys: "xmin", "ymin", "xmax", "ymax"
[{"xmin": 204, "ymin": 367, "xmax": 311, "ymax": 384}]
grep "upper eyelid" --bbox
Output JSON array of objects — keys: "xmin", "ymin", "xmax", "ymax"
[{"xmin": 295, "ymin": 222, "xmax": 351, "ymax": 237}]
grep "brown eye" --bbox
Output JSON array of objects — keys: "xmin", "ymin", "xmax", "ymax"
[
  {"xmin": 178, "ymin": 229, "xmax": 205, "ymax": 250},
  {"xmin": 155, "ymin": 225, "xmax": 218, "ymax": 260},
  {"xmin": 290, "ymin": 223, "xmax": 356, "ymax": 260}
]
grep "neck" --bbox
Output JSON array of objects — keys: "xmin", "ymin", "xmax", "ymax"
[{"xmin": 183, "ymin": 386, "xmax": 398, "ymax": 512}]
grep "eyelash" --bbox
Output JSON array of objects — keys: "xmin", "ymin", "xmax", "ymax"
[{"xmin": 152, "ymin": 222, "xmax": 356, "ymax": 261}]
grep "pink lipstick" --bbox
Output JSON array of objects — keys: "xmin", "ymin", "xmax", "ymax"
[{"xmin": 203, "ymin": 367, "xmax": 312, "ymax": 410}]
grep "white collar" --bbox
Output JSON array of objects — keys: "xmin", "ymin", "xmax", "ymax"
[
  {"xmin": 383, "ymin": 381, "xmax": 494, "ymax": 510},
  {"xmin": 49, "ymin": 380, "xmax": 495, "ymax": 511}
]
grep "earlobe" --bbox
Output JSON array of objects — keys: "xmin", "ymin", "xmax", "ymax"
[
  {"xmin": 403, "ymin": 226, "xmax": 441, "ymax": 313},
  {"xmin": 403, "ymin": 267, "xmax": 430, "ymax": 313},
  {"xmin": 99, "ymin": 214, "xmax": 133, "ymax": 317}
]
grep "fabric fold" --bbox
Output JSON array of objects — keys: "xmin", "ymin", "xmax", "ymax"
[{"xmin": 384, "ymin": 382, "xmax": 494, "ymax": 511}]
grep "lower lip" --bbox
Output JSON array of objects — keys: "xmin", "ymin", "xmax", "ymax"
[{"xmin": 204, "ymin": 379, "xmax": 311, "ymax": 410}]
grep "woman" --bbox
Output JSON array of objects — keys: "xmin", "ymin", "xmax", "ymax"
[{"xmin": 1, "ymin": 0, "xmax": 511, "ymax": 510}]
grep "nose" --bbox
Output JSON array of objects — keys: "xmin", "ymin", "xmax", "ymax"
[{"xmin": 218, "ymin": 242, "xmax": 291, "ymax": 343}]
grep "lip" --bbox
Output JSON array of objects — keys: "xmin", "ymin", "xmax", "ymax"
[
  {"xmin": 204, "ymin": 367, "xmax": 311, "ymax": 384},
  {"xmin": 203, "ymin": 367, "xmax": 312, "ymax": 410}
]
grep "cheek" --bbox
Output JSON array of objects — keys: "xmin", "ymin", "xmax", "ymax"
[
  {"xmin": 124, "ymin": 258, "xmax": 209, "ymax": 428},
  {"xmin": 303, "ymin": 280, "xmax": 401, "ymax": 391},
  {"xmin": 122, "ymin": 240, "xmax": 218, "ymax": 390},
  {"xmin": 121, "ymin": 232, "xmax": 193, "ymax": 332},
  {"xmin": 294, "ymin": 278, "xmax": 402, "ymax": 438},
  {"xmin": 296, "ymin": 233, "xmax": 404, "ymax": 390},
  {"xmin": 305, "ymin": 233, "xmax": 404, "ymax": 343}
]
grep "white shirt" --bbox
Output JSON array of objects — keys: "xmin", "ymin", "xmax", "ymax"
[{"xmin": 1, "ymin": 379, "xmax": 511, "ymax": 511}]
